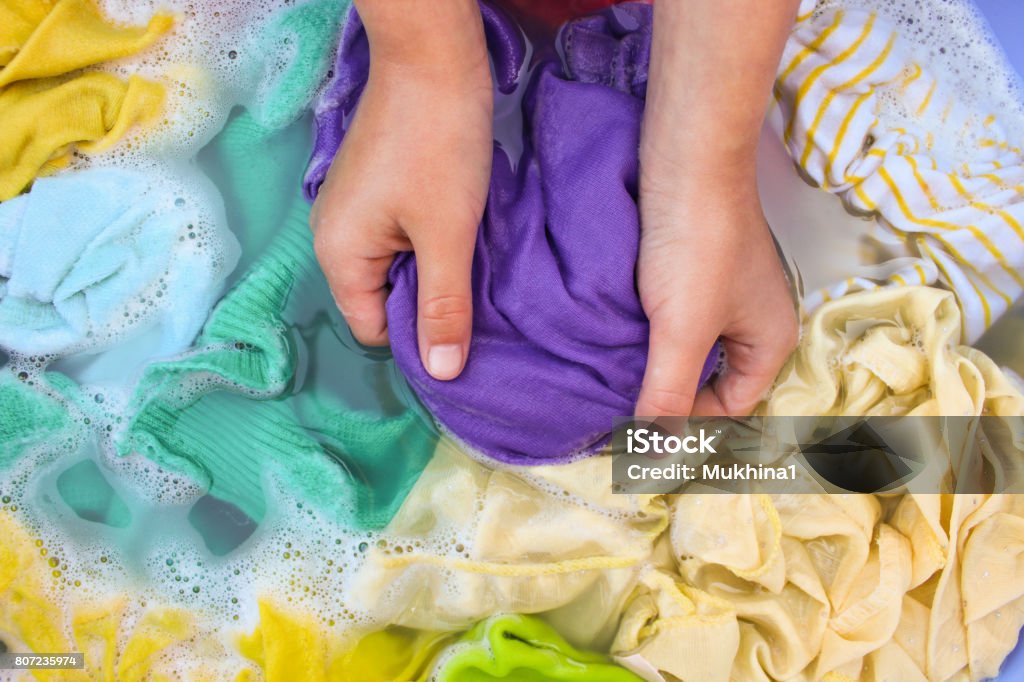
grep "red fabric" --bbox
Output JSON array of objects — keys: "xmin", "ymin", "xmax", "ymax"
[
  {"xmin": 495, "ymin": 0, "xmax": 630, "ymax": 25},
  {"xmin": 495, "ymin": 0, "xmax": 636, "ymax": 26}
]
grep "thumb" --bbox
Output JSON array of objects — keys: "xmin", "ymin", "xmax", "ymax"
[
  {"xmin": 635, "ymin": 314, "xmax": 721, "ymax": 417},
  {"xmin": 692, "ymin": 308, "xmax": 798, "ymax": 416},
  {"xmin": 412, "ymin": 229, "xmax": 476, "ymax": 381}
]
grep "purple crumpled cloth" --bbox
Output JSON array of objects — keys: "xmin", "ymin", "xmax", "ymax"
[{"xmin": 304, "ymin": 2, "xmax": 719, "ymax": 464}]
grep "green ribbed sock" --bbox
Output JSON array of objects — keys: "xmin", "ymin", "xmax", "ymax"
[
  {"xmin": 121, "ymin": 0, "xmax": 435, "ymax": 531},
  {"xmin": 124, "ymin": 175, "xmax": 436, "ymax": 531}
]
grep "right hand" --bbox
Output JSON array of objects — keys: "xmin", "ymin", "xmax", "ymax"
[{"xmin": 310, "ymin": 0, "xmax": 493, "ymax": 381}]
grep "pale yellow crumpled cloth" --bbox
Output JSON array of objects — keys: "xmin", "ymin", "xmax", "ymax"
[
  {"xmin": 766, "ymin": 286, "xmax": 1024, "ymax": 418},
  {"xmin": 612, "ymin": 286, "xmax": 1024, "ymax": 682},
  {"xmin": 349, "ymin": 436, "xmax": 669, "ymax": 647}
]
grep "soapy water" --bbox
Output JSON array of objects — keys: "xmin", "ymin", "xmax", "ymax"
[
  {"xmin": 0, "ymin": 0, "xmax": 440, "ymax": 663},
  {"xmin": 3, "ymin": 0, "xmax": 1024, "ymax": 677}
]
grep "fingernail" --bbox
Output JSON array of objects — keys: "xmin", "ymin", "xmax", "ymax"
[{"xmin": 427, "ymin": 344, "xmax": 463, "ymax": 381}]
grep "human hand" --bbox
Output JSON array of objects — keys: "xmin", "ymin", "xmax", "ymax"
[
  {"xmin": 635, "ymin": 169, "xmax": 799, "ymax": 417},
  {"xmin": 310, "ymin": 0, "xmax": 492, "ymax": 381},
  {"xmin": 634, "ymin": 0, "xmax": 800, "ymax": 416}
]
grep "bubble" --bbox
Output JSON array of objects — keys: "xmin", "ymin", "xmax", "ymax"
[{"xmin": 9, "ymin": 0, "xmax": 1021, "ymax": 674}]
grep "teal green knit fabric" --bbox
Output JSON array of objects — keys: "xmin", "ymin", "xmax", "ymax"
[
  {"xmin": 119, "ymin": 165, "xmax": 436, "ymax": 528},
  {"xmin": 0, "ymin": 370, "xmax": 137, "ymax": 529},
  {"xmin": 118, "ymin": 34, "xmax": 436, "ymax": 530},
  {"xmin": 0, "ymin": 370, "xmax": 79, "ymax": 469},
  {"xmin": 245, "ymin": 0, "xmax": 348, "ymax": 130},
  {"xmin": 56, "ymin": 459, "xmax": 133, "ymax": 529},
  {"xmin": 1, "ymin": 0, "xmax": 434, "ymax": 533}
]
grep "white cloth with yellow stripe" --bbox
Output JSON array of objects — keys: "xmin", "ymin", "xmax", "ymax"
[{"xmin": 777, "ymin": 0, "xmax": 1024, "ymax": 341}]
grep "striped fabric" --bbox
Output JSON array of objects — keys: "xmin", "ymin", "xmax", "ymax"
[{"xmin": 776, "ymin": 0, "xmax": 1024, "ymax": 341}]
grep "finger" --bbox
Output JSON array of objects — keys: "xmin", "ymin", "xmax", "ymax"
[
  {"xmin": 313, "ymin": 227, "xmax": 393, "ymax": 346},
  {"xmin": 635, "ymin": 315, "xmax": 721, "ymax": 417},
  {"xmin": 692, "ymin": 307, "xmax": 798, "ymax": 416},
  {"xmin": 411, "ymin": 228, "xmax": 476, "ymax": 381}
]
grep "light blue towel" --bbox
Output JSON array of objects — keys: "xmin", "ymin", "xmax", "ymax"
[{"xmin": 0, "ymin": 167, "xmax": 238, "ymax": 357}]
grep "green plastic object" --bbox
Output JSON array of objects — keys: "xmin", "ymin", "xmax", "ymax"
[{"xmin": 436, "ymin": 614, "xmax": 645, "ymax": 682}]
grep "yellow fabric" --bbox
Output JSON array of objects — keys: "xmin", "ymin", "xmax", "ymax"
[
  {"xmin": 766, "ymin": 286, "xmax": 1024, "ymax": 417},
  {"xmin": 2, "ymin": 506, "xmax": 459, "ymax": 681},
  {"xmin": 612, "ymin": 287, "xmax": 1024, "ymax": 681},
  {"xmin": 236, "ymin": 600, "xmax": 336, "ymax": 682},
  {"xmin": 611, "ymin": 565, "xmax": 740, "ymax": 682},
  {"xmin": 351, "ymin": 437, "xmax": 668, "ymax": 646},
  {"xmin": 0, "ymin": 0, "xmax": 173, "ymax": 86},
  {"xmin": 0, "ymin": 512, "xmax": 197, "ymax": 681},
  {"xmin": 0, "ymin": 0, "xmax": 170, "ymax": 200},
  {"xmin": 236, "ymin": 600, "xmax": 455, "ymax": 682},
  {"xmin": 778, "ymin": 2, "xmax": 1024, "ymax": 341},
  {"xmin": 0, "ymin": 0, "xmax": 54, "ymax": 65},
  {"xmin": 334, "ymin": 627, "xmax": 456, "ymax": 682},
  {"xmin": 0, "ymin": 73, "xmax": 165, "ymax": 199}
]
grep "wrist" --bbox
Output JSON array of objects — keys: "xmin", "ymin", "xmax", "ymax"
[
  {"xmin": 356, "ymin": 0, "xmax": 488, "ymax": 77},
  {"xmin": 639, "ymin": 147, "xmax": 759, "ymax": 208},
  {"xmin": 640, "ymin": 111, "xmax": 759, "ymax": 177}
]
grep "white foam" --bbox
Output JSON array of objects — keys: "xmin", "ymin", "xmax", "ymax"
[
  {"xmin": 815, "ymin": 0, "xmax": 1024, "ymax": 155},
  {"xmin": 5, "ymin": 0, "xmax": 1024, "ymax": 675}
]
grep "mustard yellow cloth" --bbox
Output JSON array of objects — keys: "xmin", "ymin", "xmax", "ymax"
[
  {"xmin": 239, "ymin": 612, "xmax": 455, "ymax": 682},
  {"xmin": 612, "ymin": 286, "xmax": 1024, "ymax": 682},
  {"xmin": 0, "ymin": 512, "xmax": 200, "ymax": 682},
  {"xmin": 0, "ymin": 0, "xmax": 171, "ymax": 200},
  {"xmin": 0, "ymin": 0, "xmax": 172, "ymax": 86},
  {"xmin": 0, "ymin": 73, "xmax": 165, "ymax": 197}
]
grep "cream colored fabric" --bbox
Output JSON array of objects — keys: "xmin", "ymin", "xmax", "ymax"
[
  {"xmin": 350, "ymin": 437, "xmax": 668, "ymax": 646},
  {"xmin": 612, "ymin": 286, "xmax": 1024, "ymax": 681},
  {"xmin": 766, "ymin": 286, "xmax": 1024, "ymax": 417},
  {"xmin": 779, "ymin": 0, "xmax": 1024, "ymax": 341},
  {"xmin": 611, "ymin": 560, "xmax": 740, "ymax": 682}
]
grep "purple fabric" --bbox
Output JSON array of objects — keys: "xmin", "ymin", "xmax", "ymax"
[{"xmin": 305, "ymin": 2, "xmax": 719, "ymax": 464}]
